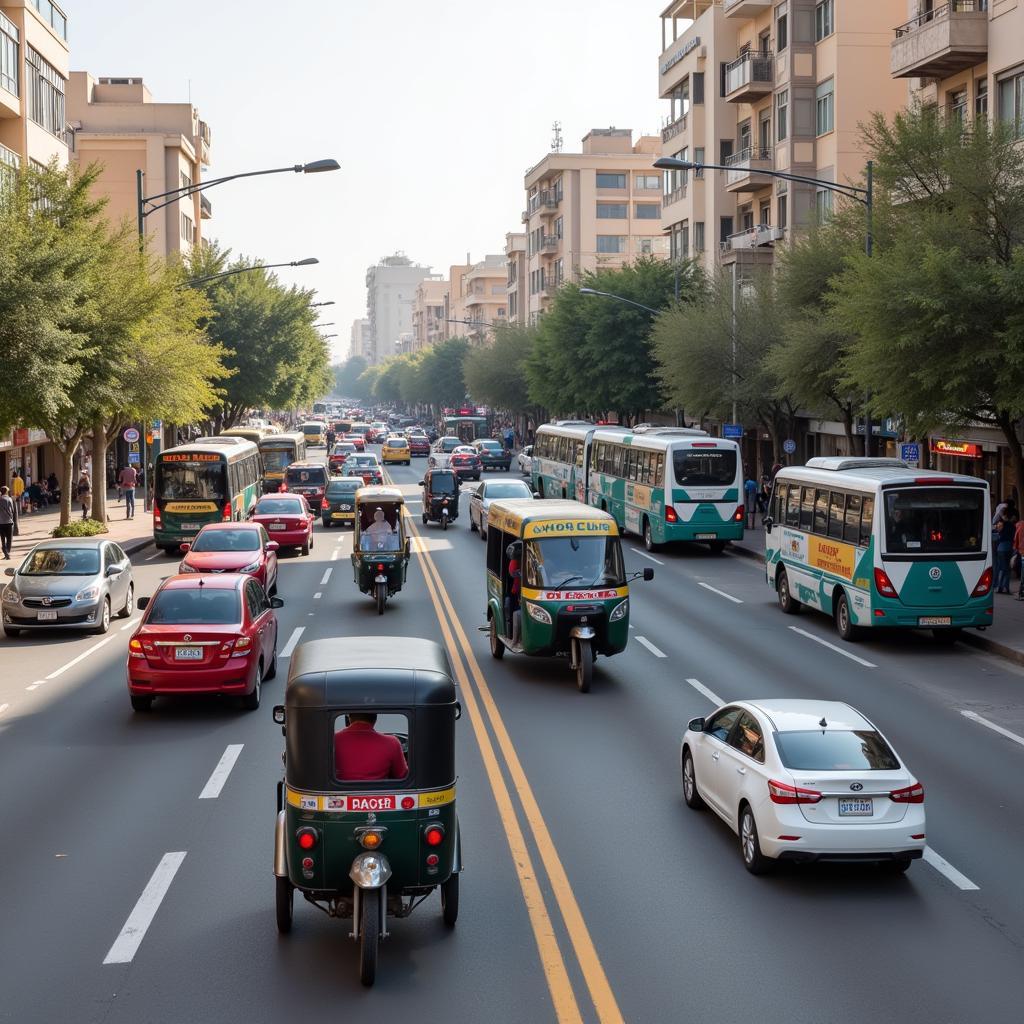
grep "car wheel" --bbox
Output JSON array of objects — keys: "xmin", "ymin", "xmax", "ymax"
[
  {"xmin": 130, "ymin": 695, "xmax": 153, "ymax": 713},
  {"xmin": 119, "ymin": 582, "xmax": 134, "ymax": 618},
  {"xmin": 265, "ymin": 642, "xmax": 278, "ymax": 681},
  {"xmin": 681, "ymin": 749, "xmax": 705, "ymax": 810},
  {"xmin": 269, "ymin": 574, "xmax": 278, "ymax": 597},
  {"xmin": 93, "ymin": 597, "xmax": 111, "ymax": 635},
  {"xmin": 470, "ymin": 513, "xmax": 477, "ymax": 532},
  {"xmin": 242, "ymin": 662, "xmax": 262, "ymax": 711},
  {"xmin": 422, "ymin": 512, "xmax": 428, "ymax": 525},
  {"xmin": 740, "ymin": 805, "xmax": 771, "ymax": 875},
  {"xmin": 777, "ymin": 568, "xmax": 800, "ymax": 615},
  {"xmin": 834, "ymin": 591, "xmax": 861, "ymax": 642},
  {"xmin": 301, "ymin": 538, "xmax": 310, "ymax": 556},
  {"xmin": 480, "ymin": 522, "xmax": 487, "ymax": 542}
]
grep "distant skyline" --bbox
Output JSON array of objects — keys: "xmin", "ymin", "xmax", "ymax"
[{"xmin": 72, "ymin": 0, "xmax": 663, "ymax": 362}]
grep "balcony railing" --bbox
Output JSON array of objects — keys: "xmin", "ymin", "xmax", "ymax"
[
  {"xmin": 721, "ymin": 224, "xmax": 784, "ymax": 251},
  {"xmin": 0, "ymin": 142, "xmax": 20, "ymax": 174},
  {"xmin": 661, "ymin": 114, "xmax": 688, "ymax": 143},
  {"xmin": 528, "ymin": 189, "xmax": 562, "ymax": 215},
  {"xmin": 200, "ymin": 193, "xmax": 212, "ymax": 219},
  {"xmin": 724, "ymin": 147, "xmax": 773, "ymax": 191},
  {"xmin": 724, "ymin": 50, "xmax": 774, "ymax": 103},
  {"xmin": 891, "ymin": 1, "xmax": 988, "ymax": 79},
  {"xmin": 663, "ymin": 184, "xmax": 687, "ymax": 208},
  {"xmin": 540, "ymin": 234, "xmax": 559, "ymax": 252},
  {"xmin": 198, "ymin": 120, "xmax": 211, "ymax": 145}
]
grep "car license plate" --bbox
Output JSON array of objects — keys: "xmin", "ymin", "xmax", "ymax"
[
  {"xmin": 36, "ymin": 610, "xmax": 58, "ymax": 622},
  {"xmin": 331, "ymin": 512, "xmax": 348, "ymax": 519},
  {"xmin": 181, "ymin": 523, "xmax": 201, "ymax": 531},
  {"xmin": 175, "ymin": 647, "xmax": 203, "ymax": 660},
  {"xmin": 268, "ymin": 523, "xmax": 287, "ymax": 530},
  {"xmin": 838, "ymin": 798, "xmax": 873, "ymax": 816},
  {"xmin": 695, "ymin": 532, "xmax": 716, "ymax": 540},
  {"xmin": 919, "ymin": 616, "xmax": 951, "ymax": 627}
]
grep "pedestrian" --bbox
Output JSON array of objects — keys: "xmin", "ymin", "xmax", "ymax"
[
  {"xmin": 743, "ymin": 473, "xmax": 758, "ymax": 529},
  {"xmin": 994, "ymin": 513, "xmax": 1015, "ymax": 594},
  {"xmin": 1013, "ymin": 515, "xmax": 1024, "ymax": 600},
  {"xmin": 117, "ymin": 463, "xmax": 138, "ymax": 520},
  {"xmin": 11, "ymin": 470, "xmax": 24, "ymax": 513},
  {"xmin": 0, "ymin": 485, "xmax": 15, "ymax": 559},
  {"xmin": 76, "ymin": 471, "xmax": 92, "ymax": 520}
]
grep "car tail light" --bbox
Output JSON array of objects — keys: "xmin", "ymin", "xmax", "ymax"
[
  {"xmin": 767, "ymin": 779, "xmax": 822, "ymax": 804},
  {"xmin": 424, "ymin": 824, "xmax": 445, "ymax": 847},
  {"xmin": 890, "ymin": 782, "xmax": 924, "ymax": 804},
  {"xmin": 296, "ymin": 827, "xmax": 318, "ymax": 850},
  {"xmin": 321, "ymin": 498, "xmax": 329, "ymax": 510},
  {"xmin": 665, "ymin": 505, "xmax": 678, "ymax": 523},
  {"xmin": 971, "ymin": 567, "xmax": 992, "ymax": 598},
  {"xmin": 222, "ymin": 502, "xmax": 232, "ymax": 522},
  {"xmin": 777, "ymin": 835, "xmax": 802, "ymax": 841},
  {"xmin": 128, "ymin": 638, "xmax": 145, "ymax": 659},
  {"xmin": 734, "ymin": 505, "xmax": 745, "ymax": 522},
  {"xmin": 874, "ymin": 567, "xmax": 898, "ymax": 597},
  {"xmin": 233, "ymin": 636, "xmax": 252, "ymax": 652},
  {"xmin": 153, "ymin": 506, "xmax": 162, "ymax": 528}
]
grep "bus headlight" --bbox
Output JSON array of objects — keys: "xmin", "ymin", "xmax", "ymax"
[
  {"xmin": 609, "ymin": 598, "xmax": 629, "ymax": 622},
  {"xmin": 525, "ymin": 602, "xmax": 551, "ymax": 625}
]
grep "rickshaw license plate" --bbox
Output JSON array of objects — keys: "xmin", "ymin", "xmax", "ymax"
[
  {"xmin": 838, "ymin": 798, "xmax": 873, "ymax": 816},
  {"xmin": 36, "ymin": 610, "xmax": 58, "ymax": 621},
  {"xmin": 331, "ymin": 512, "xmax": 348, "ymax": 519},
  {"xmin": 175, "ymin": 647, "xmax": 203, "ymax": 660},
  {"xmin": 919, "ymin": 616, "xmax": 951, "ymax": 626},
  {"xmin": 696, "ymin": 533, "xmax": 716, "ymax": 540}
]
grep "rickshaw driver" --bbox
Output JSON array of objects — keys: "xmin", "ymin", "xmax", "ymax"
[
  {"xmin": 505, "ymin": 542, "xmax": 522, "ymax": 642},
  {"xmin": 362, "ymin": 507, "xmax": 399, "ymax": 551},
  {"xmin": 335, "ymin": 713, "xmax": 409, "ymax": 780}
]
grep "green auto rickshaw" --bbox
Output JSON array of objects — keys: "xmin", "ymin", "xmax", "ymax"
[
  {"xmin": 485, "ymin": 499, "xmax": 653, "ymax": 692},
  {"xmin": 273, "ymin": 637, "xmax": 461, "ymax": 987},
  {"xmin": 351, "ymin": 486, "xmax": 410, "ymax": 614}
]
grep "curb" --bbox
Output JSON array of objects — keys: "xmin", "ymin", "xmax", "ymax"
[{"xmin": 726, "ymin": 542, "xmax": 765, "ymax": 564}]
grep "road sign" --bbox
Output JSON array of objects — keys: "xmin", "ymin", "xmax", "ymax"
[
  {"xmin": 783, "ymin": 439, "xmax": 797, "ymax": 454},
  {"xmin": 151, "ymin": 420, "xmax": 162, "ymax": 440},
  {"xmin": 123, "ymin": 427, "xmax": 140, "ymax": 443},
  {"xmin": 128, "ymin": 452, "xmax": 140, "ymax": 464},
  {"xmin": 722, "ymin": 423, "xmax": 743, "ymax": 439},
  {"xmin": 900, "ymin": 442, "xmax": 921, "ymax": 464}
]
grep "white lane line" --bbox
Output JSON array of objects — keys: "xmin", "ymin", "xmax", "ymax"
[
  {"xmin": 0, "ymin": 703, "xmax": 10, "ymax": 716},
  {"xmin": 198, "ymin": 744, "xmax": 244, "ymax": 799},
  {"xmin": 788, "ymin": 626, "xmax": 877, "ymax": 669},
  {"xmin": 144, "ymin": 550, "xmax": 162, "ymax": 561},
  {"xmin": 103, "ymin": 852, "xmax": 187, "ymax": 964},
  {"xmin": 697, "ymin": 581, "xmax": 743, "ymax": 605},
  {"xmin": 630, "ymin": 548, "xmax": 664, "ymax": 566},
  {"xmin": 313, "ymin": 592, "xmax": 322, "ymax": 600},
  {"xmin": 960, "ymin": 710, "xmax": 1024, "ymax": 750},
  {"xmin": 330, "ymin": 549, "xmax": 340, "ymax": 561},
  {"xmin": 636, "ymin": 636, "xmax": 667, "ymax": 658},
  {"xmin": 120, "ymin": 618, "xmax": 140, "ymax": 632},
  {"xmin": 319, "ymin": 568, "xmax": 332, "ymax": 585},
  {"xmin": 923, "ymin": 847, "xmax": 980, "ymax": 891},
  {"xmin": 45, "ymin": 635, "xmax": 116, "ymax": 680},
  {"xmin": 686, "ymin": 678, "xmax": 724, "ymax": 706},
  {"xmin": 280, "ymin": 626, "xmax": 305, "ymax": 658}
]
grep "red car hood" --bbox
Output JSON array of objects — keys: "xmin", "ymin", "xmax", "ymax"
[{"xmin": 183, "ymin": 551, "xmax": 261, "ymax": 572}]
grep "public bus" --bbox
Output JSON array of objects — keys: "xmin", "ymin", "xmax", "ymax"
[
  {"xmin": 153, "ymin": 440, "xmax": 262, "ymax": 553},
  {"xmin": 221, "ymin": 426, "xmax": 268, "ymax": 446},
  {"xmin": 588, "ymin": 427, "xmax": 744, "ymax": 552},
  {"xmin": 300, "ymin": 421, "xmax": 326, "ymax": 447},
  {"xmin": 258, "ymin": 431, "xmax": 306, "ymax": 492},
  {"xmin": 443, "ymin": 413, "xmax": 491, "ymax": 443},
  {"xmin": 764, "ymin": 457, "xmax": 992, "ymax": 642},
  {"xmin": 531, "ymin": 422, "xmax": 596, "ymax": 502}
]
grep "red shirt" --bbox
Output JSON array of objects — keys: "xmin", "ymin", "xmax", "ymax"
[
  {"xmin": 509, "ymin": 557, "xmax": 521, "ymax": 596},
  {"xmin": 334, "ymin": 722, "xmax": 408, "ymax": 781}
]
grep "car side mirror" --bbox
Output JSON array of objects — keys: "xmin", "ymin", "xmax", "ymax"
[
  {"xmin": 4, "ymin": 567, "xmax": 15, "ymax": 577},
  {"xmin": 642, "ymin": 567, "xmax": 654, "ymax": 581},
  {"xmin": 104, "ymin": 564, "xmax": 119, "ymax": 577},
  {"xmin": 272, "ymin": 704, "xmax": 285, "ymax": 725},
  {"xmin": 419, "ymin": 480, "xmax": 425, "ymax": 487},
  {"xmin": 136, "ymin": 596, "xmax": 150, "ymax": 610},
  {"xmin": 688, "ymin": 717, "xmax": 706, "ymax": 733},
  {"xmin": 266, "ymin": 541, "xmax": 280, "ymax": 552},
  {"xmin": 533, "ymin": 492, "xmax": 541, "ymax": 499},
  {"xmin": 179, "ymin": 542, "xmax": 191, "ymax": 553},
  {"xmin": 270, "ymin": 596, "xmax": 284, "ymax": 608}
]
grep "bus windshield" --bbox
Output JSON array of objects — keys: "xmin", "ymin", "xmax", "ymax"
[
  {"xmin": 524, "ymin": 537, "xmax": 625, "ymax": 590},
  {"xmin": 673, "ymin": 448, "xmax": 736, "ymax": 488},
  {"xmin": 883, "ymin": 487, "xmax": 984, "ymax": 554},
  {"xmin": 157, "ymin": 460, "xmax": 226, "ymax": 501}
]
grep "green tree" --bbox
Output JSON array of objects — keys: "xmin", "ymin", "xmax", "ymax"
[
  {"xmin": 418, "ymin": 338, "xmax": 469, "ymax": 410},
  {"xmin": 335, "ymin": 355, "xmax": 368, "ymax": 398},
  {"xmin": 373, "ymin": 357, "xmax": 405, "ymax": 405}
]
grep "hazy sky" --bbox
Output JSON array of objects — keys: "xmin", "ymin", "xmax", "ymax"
[{"xmin": 73, "ymin": 1, "xmax": 664, "ymax": 362}]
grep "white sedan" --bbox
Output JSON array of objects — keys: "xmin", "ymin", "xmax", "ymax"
[
  {"xmin": 469, "ymin": 479, "xmax": 534, "ymax": 540},
  {"xmin": 681, "ymin": 699, "xmax": 925, "ymax": 874},
  {"xmin": 516, "ymin": 445, "xmax": 533, "ymax": 476}
]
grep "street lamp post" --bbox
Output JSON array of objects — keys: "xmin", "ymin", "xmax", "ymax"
[
  {"xmin": 182, "ymin": 257, "xmax": 318, "ymax": 288},
  {"xmin": 577, "ymin": 288, "xmax": 660, "ymax": 316},
  {"xmin": 311, "ymin": 301, "xmax": 335, "ymax": 308},
  {"xmin": 655, "ymin": 155, "xmax": 875, "ymax": 455}
]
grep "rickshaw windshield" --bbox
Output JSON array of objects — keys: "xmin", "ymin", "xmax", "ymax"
[
  {"xmin": 523, "ymin": 537, "xmax": 625, "ymax": 589},
  {"xmin": 334, "ymin": 711, "xmax": 410, "ymax": 783},
  {"xmin": 358, "ymin": 504, "xmax": 403, "ymax": 551},
  {"xmin": 429, "ymin": 473, "xmax": 457, "ymax": 495}
]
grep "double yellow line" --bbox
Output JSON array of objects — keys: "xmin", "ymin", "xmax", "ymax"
[{"xmin": 394, "ymin": 476, "xmax": 623, "ymax": 1024}]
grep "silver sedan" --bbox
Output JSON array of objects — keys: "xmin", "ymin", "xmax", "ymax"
[
  {"xmin": 469, "ymin": 479, "xmax": 534, "ymax": 540},
  {"xmin": 2, "ymin": 538, "xmax": 135, "ymax": 637}
]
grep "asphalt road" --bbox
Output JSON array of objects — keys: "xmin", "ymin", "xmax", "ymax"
[{"xmin": 2, "ymin": 448, "xmax": 1024, "ymax": 1023}]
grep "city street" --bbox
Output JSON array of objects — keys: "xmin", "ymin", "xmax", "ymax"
[{"xmin": 2, "ymin": 448, "xmax": 1024, "ymax": 1023}]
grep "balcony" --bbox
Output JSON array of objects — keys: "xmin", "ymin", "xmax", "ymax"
[
  {"xmin": 723, "ymin": 224, "xmax": 784, "ymax": 250},
  {"xmin": 527, "ymin": 189, "xmax": 561, "ymax": 217},
  {"xmin": 723, "ymin": 147, "xmax": 773, "ymax": 193},
  {"xmin": 724, "ymin": 50, "xmax": 774, "ymax": 104},
  {"xmin": 200, "ymin": 193, "xmax": 212, "ymax": 219},
  {"xmin": 0, "ymin": 142, "xmax": 20, "ymax": 180},
  {"xmin": 540, "ymin": 234, "xmax": 559, "ymax": 253},
  {"xmin": 663, "ymin": 184, "xmax": 687, "ymax": 209},
  {"xmin": 661, "ymin": 113, "xmax": 687, "ymax": 143},
  {"xmin": 724, "ymin": 0, "xmax": 772, "ymax": 17},
  {"xmin": 891, "ymin": 1, "xmax": 988, "ymax": 80}
]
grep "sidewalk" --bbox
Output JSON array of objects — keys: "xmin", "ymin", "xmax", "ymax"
[{"xmin": 727, "ymin": 520, "xmax": 1024, "ymax": 666}]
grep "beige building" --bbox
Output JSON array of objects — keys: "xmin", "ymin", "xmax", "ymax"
[
  {"xmin": 657, "ymin": 0, "xmax": 905, "ymax": 275},
  {"xmin": 68, "ymin": 73, "xmax": 211, "ymax": 258},
  {"xmin": 411, "ymin": 278, "xmax": 449, "ymax": 352},
  {"xmin": 505, "ymin": 231, "xmax": 527, "ymax": 326},
  {"xmin": 365, "ymin": 253, "xmax": 436, "ymax": 363},
  {"xmin": 349, "ymin": 318, "xmax": 371, "ymax": 361},
  {"xmin": 522, "ymin": 128, "xmax": 668, "ymax": 321}
]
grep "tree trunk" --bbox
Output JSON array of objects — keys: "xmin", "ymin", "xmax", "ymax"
[
  {"xmin": 995, "ymin": 411, "xmax": 1024, "ymax": 507},
  {"xmin": 91, "ymin": 415, "xmax": 109, "ymax": 524},
  {"xmin": 57, "ymin": 443, "xmax": 78, "ymax": 528}
]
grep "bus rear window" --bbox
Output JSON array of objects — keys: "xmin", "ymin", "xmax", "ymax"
[
  {"xmin": 672, "ymin": 449, "xmax": 736, "ymax": 488},
  {"xmin": 884, "ymin": 488, "xmax": 984, "ymax": 554}
]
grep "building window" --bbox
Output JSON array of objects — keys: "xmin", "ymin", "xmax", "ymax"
[
  {"xmin": 975, "ymin": 79, "xmax": 988, "ymax": 118},
  {"xmin": 759, "ymin": 114, "xmax": 772, "ymax": 153},
  {"xmin": 509, "ymin": 294, "xmax": 518, "ymax": 318},
  {"xmin": 778, "ymin": 194, "xmax": 788, "ymax": 229},
  {"xmin": 552, "ymin": 177, "xmax": 563, "ymax": 201},
  {"xmin": 181, "ymin": 212, "xmax": 195, "ymax": 243},
  {"xmin": 635, "ymin": 202, "xmax": 661, "ymax": 219},
  {"xmin": 694, "ymin": 148, "xmax": 705, "ymax": 177},
  {"xmin": 26, "ymin": 47, "xmax": 65, "ymax": 140},
  {"xmin": 693, "ymin": 72, "xmax": 705, "ymax": 105},
  {"xmin": 553, "ymin": 259, "xmax": 564, "ymax": 285},
  {"xmin": 596, "ymin": 235, "xmax": 627, "ymax": 254},
  {"xmin": 815, "ymin": 188, "xmax": 833, "ymax": 220},
  {"xmin": 776, "ymin": 2, "xmax": 788, "ymax": 52},
  {"xmin": 776, "ymin": 89, "xmax": 788, "ymax": 142},
  {"xmin": 949, "ymin": 88, "xmax": 968, "ymax": 126},
  {"xmin": 998, "ymin": 72, "xmax": 1023, "ymax": 138},
  {"xmin": 814, "ymin": 0, "xmax": 834, "ymax": 41},
  {"xmin": 29, "ymin": 0, "xmax": 66, "ymax": 41},
  {"xmin": 595, "ymin": 172, "xmax": 626, "ymax": 189},
  {"xmin": 635, "ymin": 174, "xmax": 661, "ymax": 190},
  {"xmin": 816, "ymin": 79, "xmax": 834, "ymax": 136},
  {"xmin": 0, "ymin": 11, "xmax": 18, "ymax": 97},
  {"xmin": 597, "ymin": 202, "xmax": 628, "ymax": 218},
  {"xmin": 669, "ymin": 222, "xmax": 689, "ymax": 260},
  {"xmin": 760, "ymin": 201, "xmax": 771, "ymax": 225},
  {"xmin": 638, "ymin": 238, "xmax": 655, "ymax": 255},
  {"xmin": 720, "ymin": 216, "xmax": 734, "ymax": 244},
  {"xmin": 720, "ymin": 139, "xmax": 734, "ymax": 164},
  {"xmin": 694, "ymin": 222, "xmax": 705, "ymax": 252},
  {"xmin": 554, "ymin": 216, "xmax": 563, "ymax": 239},
  {"xmin": 180, "ymin": 171, "xmax": 192, "ymax": 191},
  {"xmin": 741, "ymin": 206, "xmax": 755, "ymax": 231}
]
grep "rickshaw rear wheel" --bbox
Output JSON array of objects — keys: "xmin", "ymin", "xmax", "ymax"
[
  {"xmin": 275, "ymin": 875, "xmax": 293, "ymax": 934},
  {"xmin": 441, "ymin": 872, "xmax": 459, "ymax": 927},
  {"xmin": 574, "ymin": 638, "xmax": 592, "ymax": 693},
  {"xmin": 489, "ymin": 617, "xmax": 505, "ymax": 660},
  {"xmin": 422, "ymin": 512, "xmax": 428, "ymax": 525},
  {"xmin": 359, "ymin": 888, "xmax": 381, "ymax": 987},
  {"xmin": 375, "ymin": 581, "xmax": 387, "ymax": 615}
]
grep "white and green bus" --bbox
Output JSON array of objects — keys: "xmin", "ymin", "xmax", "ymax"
[
  {"xmin": 531, "ymin": 422, "xmax": 596, "ymax": 501},
  {"xmin": 764, "ymin": 458, "xmax": 993, "ymax": 642},
  {"xmin": 587, "ymin": 427, "xmax": 745, "ymax": 552},
  {"xmin": 153, "ymin": 440, "xmax": 263, "ymax": 554}
]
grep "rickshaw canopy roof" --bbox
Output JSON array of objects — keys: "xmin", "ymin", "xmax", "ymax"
[
  {"xmin": 354, "ymin": 485, "xmax": 404, "ymax": 506},
  {"xmin": 487, "ymin": 498, "xmax": 619, "ymax": 539}
]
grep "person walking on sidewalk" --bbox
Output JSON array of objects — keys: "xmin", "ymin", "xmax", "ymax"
[
  {"xmin": 1014, "ymin": 516, "xmax": 1024, "ymax": 600},
  {"xmin": 76, "ymin": 471, "xmax": 92, "ymax": 520},
  {"xmin": 994, "ymin": 512, "xmax": 1016, "ymax": 594},
  {"xmin": 0, "ymin": 485, "xmax": 15, "ymax": 559},
  {"xmin": 118, "ymin": 464, "xmax": 138, "ymax": 520},
  {"xmin": 743, "ymin": 474, "xmax": 758, "ymax": 529}
]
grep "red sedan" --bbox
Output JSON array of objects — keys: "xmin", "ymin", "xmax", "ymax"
[
  {"xmin": 127, "ymin": 573, "xmax": 282, "ymax": 712},
  {"xmin": 407, "ymin": 434, "xmax": 431, "ymax": 456},
  {"xmin": 178, "ymin": 522, "xmax": 280, "ymax": 594},
  {"xmin": 450, "ymin": 446, "xmax": 482, "ymax": 480},
  {"xmin": 342, "ymin": 432, "xmax": 366, "ymax": 452},
  {"xmin": 251, "ymin": 495, "xmax": 314, "ymax": 556}
]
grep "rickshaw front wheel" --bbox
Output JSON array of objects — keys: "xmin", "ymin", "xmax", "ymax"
[
  {"xmin": 489, "ymin": 617, "xmax": 504, "ymax": 660},
  {"xmin": 375, "ymin": 581, "xmax": 387, "ymax": 615},
  {"xmin": 441, "ymin": 872, "xmax": 459, "ymax": 928},
  {"xmin": 574, "ymin": 638, "xmax": 592, "ymax": 693},
  {"xmin": 275, "ymin": 875, "xmax": 293, "ymax": 934},
  {"xmin": 359, "ymin": 888, "xmax": 381, "ymax": 986}
]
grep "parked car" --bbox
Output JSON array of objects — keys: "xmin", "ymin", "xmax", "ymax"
[
  {"xmin": 178, "ymin": 522, "xmax": 280, "ymax": 594},
  {"xmin": 321, "ymin": 476, "xmax": 362, "ymax": 527},
  {"xmin": 516, "ymin": 444, "xmax": 534, "ymax": 476},
  {"xmin": 472, "ymin": 438, "xmax": 512, "ymax": 472},
  {"xmin": 450, "ymin": 446, "xmax": 482, "ymax": 481},
  {"xmin": 469, "ymin": 479, "xmax": 533, "ymax": 539},
  {"xmin": 3, "ymin": 538, "xmax": 135, "ymax": 637},
  {"xmin": 127, "ymin": 573, "xmax": 282, "ymax": 712},
  {"xmin": 251, "ymin": 494, "xmax": 315, "ymax": 556}
]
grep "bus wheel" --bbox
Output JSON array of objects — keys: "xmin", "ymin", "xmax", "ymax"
[
  {"xmin": 708, "ymin": 540, "xmax": 727, "ymax": 554},
  {"xmin": 777, "ymin": 569, "xmax": 800, "ymax": 615},
  {"xmin": 834, "ymin": 591, "xmax": 861, "ymax": 642},
  {"xmin": 643, "ymin": 519, "xmax": 658, "ymax": 553},
  {"xmin": 932, "ymin": 628, "xmax": 962, "ymax": 646}
]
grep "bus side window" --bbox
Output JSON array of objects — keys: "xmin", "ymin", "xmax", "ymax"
[
  {"xmin": 844, "ymin": 494, "xmax": 862, "ymax": 544},
  {"xmin": 575, "ymin": 442, "xmax": 583, "ymax": 469},
  {"xmin": 799, "ymin": 487, "xmax": 814, "ymax": 531},
  {"xmin": 785, "ymin": 484, "xmax": 800, "ymax": 527},
  {"xmin": 813, "ymin": 489, "xmax": 829, "ymax": 535},
  {"xmin": 612, "ymin": 446, "xmax": 623, "ymax": 476},
  {"xmin": 656, "ymin": 453, "xmax": 665, "ymax": 485},
  {"xmin": 859, "ymin": 496, "xmax": 874, "ymax": 547},
  {"xmin": 828, "ymin": 491, "xmax": 845, "ymax": 539},
  {"xmin": 773, "ymin": 483, "xmax": 787, "ymax": 522}
]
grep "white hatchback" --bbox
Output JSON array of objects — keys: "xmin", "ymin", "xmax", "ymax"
[{"xmin": 681, "ymin": 699, "xmax": 925, "ymax": 874}]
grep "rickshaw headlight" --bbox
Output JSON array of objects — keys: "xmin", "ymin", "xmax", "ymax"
[
  {"xmin": 296, "ymin": 827, "xmax": 318, "ymax": 850},
  {"xmin": 525, "ymin": 602, "xmax": 552, "ymax": 625},
  {"xmin": 609, "ymin": 598, "xmax": 629, "ymax": 622}
]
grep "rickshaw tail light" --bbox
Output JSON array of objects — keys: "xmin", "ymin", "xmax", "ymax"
[
  {"xmin": 401, "ymin": 796, "xmax": 415, "ymax": 810},
  {"xmin": 296, "ymin": 828, "xmax": 318, "ymax": 850},
  {"xmin": 321, "ymin": 499, "xmax": 329, "ymax": 509},
  {"xmin": 425, "ymin": 854, "xmax": 439, "ymax": 867},
  {"xmin": 424, "ymin": 825, "xmax": 445, "ymax": 847},
  {"xmin": 377, "ymin": 563, "xmax": 385, "ymax": 572}
]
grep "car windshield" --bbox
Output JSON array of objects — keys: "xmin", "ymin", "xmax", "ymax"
[
  {"xmin": 673, "ymin": 448, "xmax": 736, "ymax": 488},
  {"xmin": 286, "ymin": 467, "xmax": 326, "ymax": 485},
  {"xmin": 332, "ymin": 445, "xmax": 356, "ymax": 455},
  {"xmin": 454, "ymin": 447, "xmax": 475, "ymax": 455},
  {"xmin": 523, "ymin": 537, "xmax": 625, "ymax": 589},
  {"xmin": 774, "ymin": 730, "xmax": 900, "ymax": 771},
  {"xmin": 350, "ymin": 456, "xmax": 377, "ymax": 466},
  {"xmin": 157, "ymin": 460, "xmax": 227, "ymax": 501},
  {"xmin": 20, "ymin": 547, "xmax": 100, "ymax": 576},
  {"xmin": 191, "ymin": 529, "xmax": 261, "ymax": 552},
  {"xmin": 147, "ymin": 588, "xmax": 241, "ymax": 625},
  {"xmin": 479, "ymin": 441, "xmax": 501, "ymax": 451},
  {"xmin": 388, "ymin": 439, "xmax": 409, "ymax": 448},
  {"xmin": 440, "ymin": 438, "xmax": 460, "ymax": 451},
  {"xmin": 485, "ymin": 482, "xmax": 531, "ymax": 499},
  {"xmin": 326, "ymin": 482, "xmax": 359, "ymax": 497},
  {"xmin": 429, "ymin": 473, "xmax": 458, "ymax": 495},
  {"xmin": 255, "ymin": 498, "xmax": 306, "ymax": 515},
  {"xmin": 884, "ymin": 487, "xmax": 984, "ymax": 554}
]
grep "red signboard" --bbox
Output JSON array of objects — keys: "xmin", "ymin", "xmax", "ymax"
[
  {"xmin": 12, "ymin": 428, "xmax": 28, "ymax": 447},
  {"xmin": 930, "ymin": 439, "xmax": 982, "ymax": 459}
]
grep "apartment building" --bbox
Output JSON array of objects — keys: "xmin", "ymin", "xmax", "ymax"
[
  {"xmin": 68, "ymin": 73, "xmax": 211, "ymax": 258},
  {"xmin": 522, "ymin": 128, "xmax": 668, "ymax": 320},
  {"xmin": 411, "ymin": 278, "xmax": 449, "ymax": 352},
  {"xmin": 505, "ymin": 232, "xmax": 527, "ymax": 326},
  {"xmin": 456, "ymin": 254, "xmax": 507, "ymax": 344},
  {"xmin": 364, "ymin": 253, "xmax": 436, "ymax": 363},
  {"xmin": 349, "ymin": 319, "xmax": 371, "ymax": 361},
  {"xmin": 657, "ymin": 0, "xmax": 905, "ymax": 275}
]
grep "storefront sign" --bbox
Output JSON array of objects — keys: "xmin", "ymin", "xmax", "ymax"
[
  {"xmin": 12, "ymin": 428, "xmax": 29, "ymax": 447},
  {"xmin": 930, "ymin": 439, "xmax": 981, "ymax": 459}
]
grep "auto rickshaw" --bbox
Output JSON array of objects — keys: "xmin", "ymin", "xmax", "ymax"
[
  {"xmin": 351, "ymin": 486, "xmax": 410, "ymax": 614},
  {"xmin": 484, "ymin": 499, "xmax": 653, "ymax": 692},
  {"xmin": 419, "ymin": 467, "xmax": 460, "ymax": 530},
  {"xmin": 273, "ymin": 637, "xmax": 461, "ymax": 987}
]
